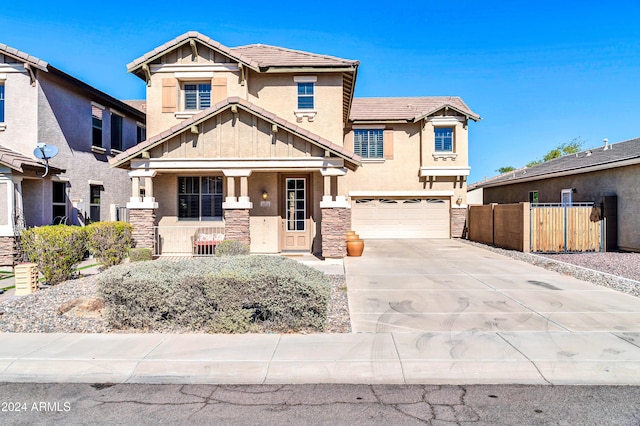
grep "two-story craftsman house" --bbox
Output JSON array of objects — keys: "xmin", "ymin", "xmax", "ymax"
[{"xmin": 111, "ymin": 32, "xmax": 479, "ymax": 257}]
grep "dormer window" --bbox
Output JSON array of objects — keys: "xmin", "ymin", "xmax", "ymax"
[
  {"xmin": 293, "ymin": 76, "xmax": 317, "ymax": 122},
  {"xmin": 184, "ymin": 83, "xmax": 211, "ymax": 110},
  {"xmin": 434, "ymin": 127, "xmax": 454, "ymax": 152}
]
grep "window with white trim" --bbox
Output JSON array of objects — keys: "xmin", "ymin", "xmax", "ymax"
[
  {"xmin": 184, "ymin": 83, "xmax": 211, "ymax": 110},
  {"xmin": 0, "ymin": 83, "xmax": 5, "ymax": 124},
  {"xmin": 90, "ymin": 185, "xmax": 101, "ymax": 221},
  {"xmin": 110, "ymin": 113, "xmax": 123, "ymax": 151},
  {"xmin": 52, "ymin": 181, "xmax": 67, "ymax": 222},
  {"xmin": 297, "ymin": 82, "xmax": 314, "ymax": 109},
  {"xmin": 92, "ymin": 105, "xmax": 103, "ymax": 148},
  {"xmin": 561, "ymin": 189, "xmax": 573, "ymax": 206},
  {"xmin": 178, "ymin": 176, "xmax": 223, "ymax": 220},
  {"xmin": 354, "ymin": 129, "xmax": 384, "ymax": 159},
  {"xmin": 434, "ymin": 127, "xmax": 454, "ymax": 152},
  {"xmin": 136, "ymin": 124, "xmax": 146, "ymax": 143}
]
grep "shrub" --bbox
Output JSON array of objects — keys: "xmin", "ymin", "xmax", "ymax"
[
  {"xmin": 129, "ymin": 248, "xmax": 153, "ymax": 262},
  {"xmin": 215, "ymin": 240, "xmax": 250, "ymax": 256},
  {"xmin": 97, "ymin": 256, "xmax": 331, "ymax": 333},
  {"xmin": 86, "ymin": 221, "xmax": 133, "ymax": 268},
  {"xmin": 21, "ymin": 225, "xmax": 87, "ymax": 285}
]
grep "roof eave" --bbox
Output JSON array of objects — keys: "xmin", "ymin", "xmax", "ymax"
[{"xmin": 478, "ymin": 157, "xmax": 640, "ymax": 189}]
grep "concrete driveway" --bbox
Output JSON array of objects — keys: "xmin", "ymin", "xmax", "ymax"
[{"xmin": 344, "ymin": 239, "xmax": 640, "ymax": 334}]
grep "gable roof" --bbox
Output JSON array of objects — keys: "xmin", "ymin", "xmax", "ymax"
[
  {"xmin": 0, "ymin": 145, "xmax": 65, "ymax": 174},
  {"xmin": 127, "ymin": 31, "xmax": 359, "ymax": 75},
  {"xmin": 0, "ymin": 43, "xmax": 48, "ymax": 71},
  {"xmin": 471, "ymin": 137, "xmax": 640, "ymax": 189},
  {"xmin": 231, "ymin": 44, "xmax": 359, "ymax": 69},
  {"xmin": 350, "ymin": 97, "xmax": 480, "ymax": 122},
  {"xmin": 0, "ymin": 43, "xmax": 145, "ymax": 121},
  {"xmin": 109, "ymin": 97, "xmax": 361, "ymax": 169}
]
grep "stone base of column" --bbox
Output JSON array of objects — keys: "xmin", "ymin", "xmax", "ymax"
[
  {"xmin": 224, "ymin": 209, "xmax": 251, "ymax": 247},
  {"xmin": 129, "ymin": 209, "xmax": 156, "ymax": 249},
  {"xmin": 451, "ymin": 207, "xmax": 467, "ymax": 238},
  {"xmin": 321, "ymin": 208, "xmax": 351, "ymax": 258},
  {"xmin": 0, "ymin": 236, "xmax": 15, "ymax": 266}
]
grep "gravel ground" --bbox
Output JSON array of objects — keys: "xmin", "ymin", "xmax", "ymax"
[
  {"xmin": 461, "ymin": 240, "xmax": 640, "ymax": 298},
  {"xmin": 0, "ymin": 273, "xmax": 351, "ymax": 334}
]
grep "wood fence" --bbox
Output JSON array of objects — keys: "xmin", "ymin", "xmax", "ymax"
[
  {"xmin": 530, "ymin": 204, "xmax": 602, "ymax": 253},
  {"xmin": 468, "ymin": 202, "xmax": 604, "ymax": 253}
]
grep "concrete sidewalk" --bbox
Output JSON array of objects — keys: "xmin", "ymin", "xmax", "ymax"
[{"xmin": 1, "ymin": 331, "xmax": 640, "ymax": 385}]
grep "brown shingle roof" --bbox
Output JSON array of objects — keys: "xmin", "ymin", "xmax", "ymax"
[
  {"xmin": 127, "ymin": 31, "xmax": 359, "ymax": 74},
  {"xmin": 0, "ymin": 145, "xmax": 64, "ymax": 173},
  {"xmin": 231, "ymin": 44, "xmax": 359, "ymax": 68},
  {"xmin": 0, "ymin": 43, "xmax": 48, "ymax": 71},
  {"xmin": 110, "ymin": 97, "xmax": 361, "ymax": 169},
  {"xmin": 127, "ymin": 31, "xmax": 260, "ymax": 73},
  {"xmin": 472, "ymin": 137, "xmax": 640, "ymax": 188},
  {"xmin": 350, "ymin": 97, "xmax": 480, "ymax": 122}
]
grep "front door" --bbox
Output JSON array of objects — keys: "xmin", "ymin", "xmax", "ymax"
[{"xmin": 281, "ymin": 177, "xmax": 311, "ymax": 251}]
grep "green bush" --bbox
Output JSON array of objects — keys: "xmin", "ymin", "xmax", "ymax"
[
  {"xmin": 129, "ymin": 248, "xmax": 153, "ymax": 262},
  {"xmin": 20, "ymin": 225, "xmax": 87, "ymax": 285},
  {"xmin": 97, "ymin": 256, "xmax": 331, "ymax": 333},
  {"xmin": 215, "ymin": 240, "xmax": 250, "ymax": 256},
  {"xmin": 86, "ymin": 221, "xmax": 133, "ymax": 268}
]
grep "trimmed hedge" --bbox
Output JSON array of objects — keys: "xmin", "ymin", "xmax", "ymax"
[
  {"xmin": 215, "ymin": 240, "xmax": 250, "ymax": 256},
  {"xmin": 86, "ymin": 221, "xmax": 133, "ymax": 268},
  {"xmin": 97, "ymin": 256, "xmax": 331, "ymax": 333},
  {"xmin": 21, "ymin": 225, "xmax": 87, "ymax": 285},
  {"xmin": 129, "ymin": 248, "xmax": 153, "ymax": 262}
]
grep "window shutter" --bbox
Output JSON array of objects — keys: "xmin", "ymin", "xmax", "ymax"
[
  {"xmin": 211, "ymin": 77, "xmax": 227, "ymax": 104},
  {"xmin": 162, "ymin": 78, "xmax": 177, "ymax": 112},
  {"xmin": 344, "ymin": 131, "xmax": 354, "ymax": 153},
  {"xmin": 384, "ymin": 130, "xmax": 394, "ymax": 160}
]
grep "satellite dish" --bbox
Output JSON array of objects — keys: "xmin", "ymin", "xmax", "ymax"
[{"xmin": 33, "ymin": 143, "xmax": 59, "ymax": 178}]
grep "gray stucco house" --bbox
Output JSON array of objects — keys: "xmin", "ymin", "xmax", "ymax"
[
  {"xmin": 469, "ymin": 137, "xmax": 640, "ymax": 252},
  {"xmin": 0, "ymin": 43, "xmax": 146, "ymax": 265}
]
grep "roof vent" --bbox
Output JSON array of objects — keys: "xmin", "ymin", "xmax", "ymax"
[
  {"xmin": 586, "ymin": 150, "xmax": 592, "ymax": 156},
  {"xmin": 603, "ymin": 138, "xmax": 609, "ymax": 150}
]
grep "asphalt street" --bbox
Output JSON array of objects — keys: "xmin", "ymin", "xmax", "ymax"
[{"xmin": 1, "ymin": 383, "xmax": 639, "ymax": 425}]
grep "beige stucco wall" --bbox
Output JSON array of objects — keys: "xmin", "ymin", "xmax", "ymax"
[
  {"xmin": 247, "ymin": 72, "xmax": 344, "ymax": 144},
  {"xmin": 149, "ymin": 108, "xmax": 325, "ymax": 160},
  {"xmin": 341, "ymin": 121, "xmax": 469, "ymax": 204}
]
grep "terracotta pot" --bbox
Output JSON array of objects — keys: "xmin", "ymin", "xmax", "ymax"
[
  {"xmin": 346, "ymin": 231, "xmax": 359, "ymax": 241},
  {"xmin": 346, "ymin": 239, "xmax": 365, "ymax": 256}
]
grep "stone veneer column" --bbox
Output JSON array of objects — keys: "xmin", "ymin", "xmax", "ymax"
[
  {"xmin": 224, "ymin": 209, "xmax": 250, "ymax": 246},
  {"xmin": 451, "ymin": 206, "xmax": 468, "ymax": 238},
  {"xmin": 129, "ymin": 209, "xmax": 156, "ymax": 249},
  {"xmin": 321, "ymin": 207, "xmax": 351, "ymax": 258},
  {"xmin": 0, "ymin": 236, "xmax": 15, "ymax": 266}
]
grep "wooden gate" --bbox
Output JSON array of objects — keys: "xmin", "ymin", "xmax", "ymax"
[{"xmin": 530, "ymin": 204, "xmax": 603, "ymax": 253}]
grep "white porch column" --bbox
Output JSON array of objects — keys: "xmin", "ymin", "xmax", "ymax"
[
  {"xmin": 319, "ymin": 167, "xmax": 349, "ymax": 208},
  {"xmin": 12, "ymin": 176, "xmax": 24, "ymax": 229},
  {"xmin": 0, "ymin": 171, "xmax": 16, "ymax": 237},
  {"xmin": 222, "ymin": 169, "xmax": 253, "ymax": 209},
  {"xmin": 127, "ymin": 170, "xmax": 158, "ymax": 208}
]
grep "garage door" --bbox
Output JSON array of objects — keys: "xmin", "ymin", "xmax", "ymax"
[{"xmin": 351, "ymin": 198, "xmax": 450, "ymax": 239}]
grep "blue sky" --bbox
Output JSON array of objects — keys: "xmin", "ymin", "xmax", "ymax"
[{"xmin": 2, "ymin": 1, "xmax": 639, "ymax": 183}]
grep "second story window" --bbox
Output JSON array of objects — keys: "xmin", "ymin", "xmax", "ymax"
[
  {"xmin": 297, "ymin": 82, "xmax": 314, "ymax": 109},
  {"xmin": 354, "ymin": 129, "xmax": 384, "ymax": 159},
  {"xmin": 434, "ymin": 127, "xmax": 453, "ymax": 152},
  {"xmin": 136, "ymin": 123, "xmax": 146, "ymax": 143},
  {"xmin": 0, "ymin": 83, "xmax": 5, "ymax": 124},
  {"xmin": 110, "ymin": 113, "xmax": 123, "ymax": 151},
  {"xmin": 92, "ymin": 105, "xmax": 103, "ymax": 148},
  {"xmin": 184, "ymin": 83, "xmax": 211, "ymax": 110}
]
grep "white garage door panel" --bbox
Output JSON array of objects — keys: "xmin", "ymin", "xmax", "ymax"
[{"xmin": 352, "ymin": 199, "xmax": 450, "ymax": 239}]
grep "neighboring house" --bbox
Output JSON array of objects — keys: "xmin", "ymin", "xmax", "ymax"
[
  {"xmin": 0, "ymin": 43, "xmax": 146, "ymax": 265},
  {"xmin": 111, "ymin": 31, "xmax": 479, "ymax": 257},
  {"xmin": 469, "ymin": 137, "xmax": 640, "ymax": 252}
]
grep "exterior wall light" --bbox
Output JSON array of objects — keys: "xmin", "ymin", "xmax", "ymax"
[
  {"xmin": 262, "ymin": 191, "xmax": 269, "ymax": 200},
  {"xmin": 456, "ymin": 196, "xmax": 463, "ymax": 205}
]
